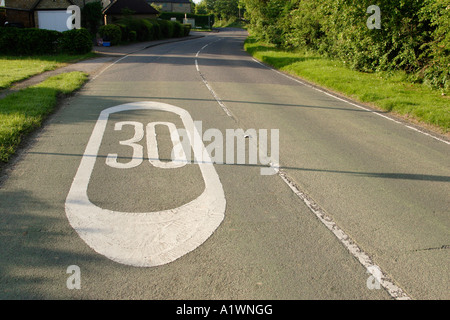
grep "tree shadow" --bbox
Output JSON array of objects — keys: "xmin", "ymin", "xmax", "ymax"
[{"xmin": 0, "ymin": 189, "xmax": 102, "ymax": 299}]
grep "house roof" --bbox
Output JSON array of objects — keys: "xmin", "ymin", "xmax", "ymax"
[
  {"xmin": 103, "ymin": 0, "xmax": 159, "ymax": 15},
  {"xmin": 31, "ymin": 0, "xmax": 75, "ymax": 11}
]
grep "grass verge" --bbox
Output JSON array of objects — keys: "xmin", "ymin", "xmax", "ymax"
[
  {"xmin": 0, "ymin": 71, "xmax": 89, "ymax": 162},
  {"xmin": 0, "ymin": 53, "xmax": 95, "ymax": 90},
  {"xmin": 244, "ymin": 36, "xmax": 449, "ymax": 134},
  {"xmin": 214, "ymin": 18, "xmax": 247, "ymax": 29}
]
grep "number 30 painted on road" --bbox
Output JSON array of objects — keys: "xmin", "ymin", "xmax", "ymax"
[
  {"xmin": 106, "ymin": 121, "xmax": 187, "ymax": 169},
  {"xmin": 65, "ymin": 101, "xmax": 226, "ymax": 267}
]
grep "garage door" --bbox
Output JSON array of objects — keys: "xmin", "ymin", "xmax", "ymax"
[{"xmin": 37, "ymin": 10, "xmax": 70, "ymax": 32}]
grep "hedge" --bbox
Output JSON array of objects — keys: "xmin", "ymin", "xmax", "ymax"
[
  {"xmin": 0, "ymin": 27, "xmax": 93, "ymax": 55},
  {"xmin": 0, "ymin": 27, "xmax": 59, "ymax": 55},
  {"xmin": 98, "ymin": 24, "xmax": 122, "ymax": 45},
  {"xmin": 96, "ymin": 18, "xmax": 191, "ymax": 45},
  {"xmin": 148, "ymin": 19, "xmax": 163, "ymax": 40},
  {"xmin": 243, "ymin": 0, "xmax": 450, "ymax": 91},
  {"xmin": 157, "ymin": 19, "xmax": 175, "ymax": 39},
  {"xmin": 59, "ymin": 28, "xmax": 93, "ymax": 54},
  {"xmin": 183, "ymin": 24, "xmax": 192, "ymax": 37}
]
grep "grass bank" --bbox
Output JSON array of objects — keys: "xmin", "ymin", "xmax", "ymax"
[
  {"xmin": 214, "ymin": 18, "xmax": 247, "ymax": 29},
  {"xmin": 0, "ymin": 53, "xmax": 95, "ymax": 90},
  {"xmin": 244, "ymin": 36, "xmax": 449, "ymax": 134},
  {"xmin": 0, "ymin": 71, "xmax": 88, "ymax": 162}
]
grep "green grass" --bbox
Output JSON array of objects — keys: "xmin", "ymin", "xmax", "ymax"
[
  {"xmin": 244, "ymin": 37, "xmax": 450, "ymax": 133},
  {"xmin": 0, "ymin": 71, "xmax": 89, "ymax": 162},
  {"xmin": 0, "ymin": 53, "xmax": 95, "ymax": 90}
]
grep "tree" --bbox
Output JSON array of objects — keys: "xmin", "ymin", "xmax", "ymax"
[
  {"xmin": 81, "ymin": 0, "xmax": 103, "ymax": 36},
  {"xmin": 195, "ymin": 0, "xmax": 208, "ymax": 14},
  {"xmin": 242, "ymin": 0, "xmax": 449, "ymax": 90},
  {"xmin": 206, "ymin": 0, "xmax": 240, "ymax": 20}
]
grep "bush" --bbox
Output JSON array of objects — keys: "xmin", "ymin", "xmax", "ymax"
[
  {"xmin": 115, "ymin": 23, "xmax": 131, "ymax": 42},
  {"xmin": 81, "ymin": 0, "xmax": 103, "ymax": 35},
  {"xmin": 147, "ymin": 19, "xmax": 162, "ymax": 40},
  {"xmin": 0, "ymin": 28, "xmax": 17, "ymax": 54},
  {"xmin": 172, "ymin": 21, "xmax": 184, "ymax": 38},
  {"xmin": 118, "ymin": 18, "xmax": 154, "ymax": 41},
  {"xmin": 0, "ymin": 27, "xmax": 60, "ymax": 55},
  {"xmin": 59, "ymin": 28, "xmax": 93, "ymax": 54},
  {"xmin": 419, "ymin": 0, "xmax": 450, "ymax": 90},
  {"xmin": 98, "ymin": 24, "xmax": 122, "ymax": 45},
  {"xmin": 139, "ymin": 19, "xmax": 155, "ymax": 41},
  {"xmin": 157, "ymin": 19, "xmax": 175, "ymax": 39},
  {"xmin": 129, "ymin": 30, "xmax": 137, "ymax": 42},
  {"xmin": 183, "ymin": 24, "xmax": 191, "ymax": 37},
  {"xmin": 243, "ymin": 0, "xmax": 450, "ymax": 91},
  {"xmin": 0, "ymin": 27, "xmax": 92, "ymax": 55}
]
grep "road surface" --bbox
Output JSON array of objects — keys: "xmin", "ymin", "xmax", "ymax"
[{"xmin": 0, "ymin": 29, "xmax": 448, "ymax": 300}]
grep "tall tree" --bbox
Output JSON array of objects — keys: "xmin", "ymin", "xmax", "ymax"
[{"xmin": 206, "ymin": 0, "xmax": 240, "ymax": 20}]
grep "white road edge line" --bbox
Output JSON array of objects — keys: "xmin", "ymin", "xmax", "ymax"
[
  {"xmin": 250, "ymin": 57, "xmax": 413, "ymax": 299},
  {"xmin": 92, "ymin": 55, "xmax": 130, "ymax": 80},
  {"xmin": 195, "ymin": 42, "xmax": 411, "ymax": 298},
  {"xmin": 195, "ymin": 39, "xmax": 235, "ymax": 119},
  {"xmin": 91, "ymin": 37, "xmax": 413, "ymax": 296},
  {"xmin": 195, "ymin": 40, "xmax": 412, "ymax": 298},
  {"xmin": 252, "ymin": 58, "xmax": 450, "ymax": 146},
  {"xmin": 277, "ymin": 170, "xmax": 411, "ymax": 300}
]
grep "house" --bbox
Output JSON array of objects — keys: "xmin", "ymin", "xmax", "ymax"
[
  {"xmin": 1, "ymin": 0, "xmax": 110, "ymax": 31},
  {"xmin": 149, "ymin": 0, "xmax": 191, "ymax": 13},
  {"xmin": 102, "ymin": 0, "xmax": 159, "ymax": 25}
]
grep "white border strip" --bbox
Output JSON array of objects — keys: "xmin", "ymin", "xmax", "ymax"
[
  {"xmin": 195, "ymin": 39, "xmax": 235, "ymax": 119},
  {"xmin": 278, "ymin": 171, "xmax": 412, "ymax": 300},
  {"xmin": 251, "ymin": 56, "xmax": 413, "ymax": 299},
  {"xmin": 252, "ymin": 58, "xmax": 449, "ymax": 146},
  {"xmin": 92, "ymin": 55, "xmax": 130, "ymax": 80}
]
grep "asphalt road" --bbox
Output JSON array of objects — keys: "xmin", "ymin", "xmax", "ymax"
[{"xmin": 0, "ymin": 29, "xmax": 448, "ymax": 300}]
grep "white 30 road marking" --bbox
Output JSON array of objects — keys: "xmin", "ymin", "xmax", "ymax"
[{"xmin": 65, "ymin": 101, "xmax": 226, "ymax": 267}]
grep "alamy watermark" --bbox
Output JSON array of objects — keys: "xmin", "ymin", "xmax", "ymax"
[
  {"xmin": 174, "ymin": 122, "xmax": 280, "ymax": 176},
  {"xmin": 66, "ymin": 5, "xmax": 81, "ymax": 30},
  {"xmin": 367, "ymin": 5, "xmax": 381, "ymax": 29},
  {"xmin": 105, "ymin": 121, "xmax": 280, "ymax": 176},
  {"xmin": 66, "ymin": 265, "xmax": 81, "ymax": 290}
]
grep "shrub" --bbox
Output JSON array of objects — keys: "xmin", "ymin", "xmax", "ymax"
[
  {"xmin": 118, "ymin": 18, "xmax": 154, "ymax": 41},
  {"xmin": 59, "ymin": 28, "xmax": 93, "ymax": 54},
  {"xmin": 24, "ymin": 28, "xmax": 61, "ymax": 55},
  {"xmin": 244, "ymin": 0, "xmax": 450, "ymax": 91},
  {"xmin": 129, "ymin": 30, "xmax": 137, "ymax": 42},
  {"xmin": 139, "ymin": 19, "xmax": 155, "ymax": 41},
  {"xmin": 98, "ymin": 24, "xmax": 122, "ymax": 45},
  {"xmin": 419, "ymin": 0, "xmax": 450, "ymax": 90},
  {"xmin": 0, "ymin": 27, "xmax": 92, "ymax": 55},
  {"xmin": 115, "ymin": 23, "xmax": 131, "ymax": 42},
  {"xmin": 147, "ymin": 19, "xmax": 162, "ymax": 40},
  {"xmin": 0, "ymin": 28, "xmax": 18, "ymax": 54},
  {"xmin": 0, "ymin": 27, "xmax": 60, "ymax": 55},
  {"xmin": 157, "ymin": 19, "xmax": 174, "ymax": 39},
  {"xmin": 81, "ymin": 0, "xmax": 103, "ymax": 35},
  {"xmin": 172, "ymin": 21, "xmax": 184, "ymax": 38},
  {"xmin": 183, "ymin": 24, "xmax": 191, "ymax": 37}
]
